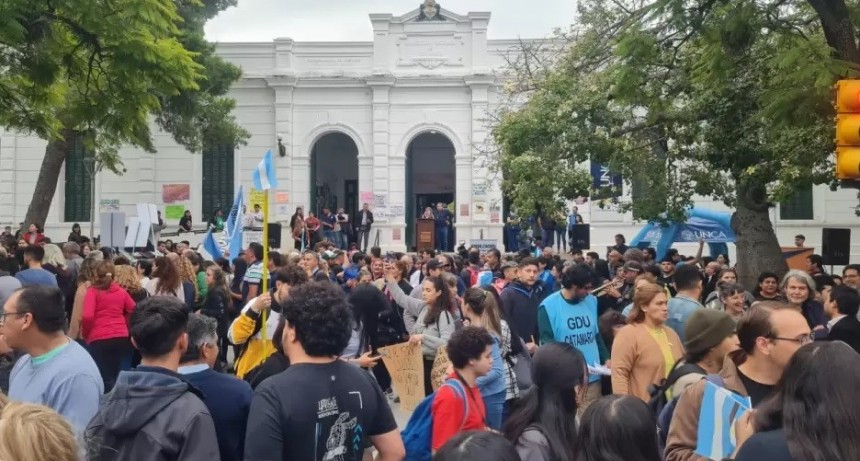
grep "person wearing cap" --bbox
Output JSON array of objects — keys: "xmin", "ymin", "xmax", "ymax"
[
  {"xmin": 668, "ymin": 309, "xmax": 739, "ymax": 398},
  {"xmin": 410, "ymin": 259, "xmax": 445, "ymax": 299},
  {"xmin": 666, "ymin": 265, "xmax": 705, "ymax": 342}
]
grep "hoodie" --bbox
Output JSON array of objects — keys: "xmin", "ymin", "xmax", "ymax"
[
  {"xmin": 500, "ymin": 280, "xmax": 546, "ymax": 343},
  {"xmin": 86, "ymin": 367, "xmax": 220, "ymax": 461}
]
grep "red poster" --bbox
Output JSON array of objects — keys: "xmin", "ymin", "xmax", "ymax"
[{"xmin": 460, "ymin": 204, "xmax": 470, "ymax": 217}]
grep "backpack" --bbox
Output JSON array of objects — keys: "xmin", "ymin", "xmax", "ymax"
[
  {"xmin": 655, "ymin": 373, "xmax": 724, "ymax": 455},
  {"xmin": 402, "ymin": 379, "xmax": 469, "ymax": 461},
  {"xmin": 647, "ymin": 361, "xmax": 705, "ymax": 417}
]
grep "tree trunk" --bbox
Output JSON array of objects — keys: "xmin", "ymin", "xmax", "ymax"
[
  {"xmin": 23, "ymin": 128, "xmax": 74, "ymax": 230},
  {"xmin": 731, "ymin": 181, "xmax": 788, "ymax": 290}
]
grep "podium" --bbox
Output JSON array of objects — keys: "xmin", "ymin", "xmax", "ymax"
[{"xmin": 416, "ymin": 218, "xmax": 435, "ymax": 250}]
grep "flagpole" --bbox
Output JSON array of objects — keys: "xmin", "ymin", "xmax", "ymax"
[{"xmin": 260, "ymin": 191, "xmax": 270, "ymax": 359}]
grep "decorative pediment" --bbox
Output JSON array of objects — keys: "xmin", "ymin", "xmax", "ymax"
[{"xmin": 392, "ymin": 2, "xmax": 470, "ymax": 24}]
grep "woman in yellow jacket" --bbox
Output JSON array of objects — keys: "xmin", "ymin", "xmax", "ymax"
[{"xmin": 229, "ymin": 263, "xmax": 308, "ymax": 378}]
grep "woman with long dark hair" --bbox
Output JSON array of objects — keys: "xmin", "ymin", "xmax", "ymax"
[
  {"xmin": 436, "ymin": 431, "xmax": 522, "ymax": 461},
  {"xmin": 504, "ymin": 343, "xmax": 586, "ymax": 461},
  {"xmin": 576, "ymin": 395, "xmax": 662, "ymax": 461},
  {"xmin": 342, "ymin": 285, "xmax": 383, "ymax": 370},
  {"xmin": 385, "ymin": 266, "xmax": 456, "ymax": 395},
  {"xmin": 733, "ymin": 342, "xmax": 860, "ymax": 461},
  {"xmin": 143, "ymin": 256, "xmax": 185, "ymax": 301},
  {"xmin": 201, "ymin": 265, "xmax": 231, "ymax": 363}
]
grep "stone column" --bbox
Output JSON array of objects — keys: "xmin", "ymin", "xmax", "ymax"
[
  {"xmin": 267, "ymin": 77, "xmax": 298, "ymax": 221},
  {"xmin": 366, "ymin": 77, "xmax": 399, "ymax": 250},
  {"xmin": 465, "ymin": 76, "xmax": 501, "ymax": 243}
]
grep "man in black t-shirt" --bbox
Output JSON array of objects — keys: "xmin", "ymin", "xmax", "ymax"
[{"xmin": 244, "ymin": 281, "xmax": 404, "ymax": 461}]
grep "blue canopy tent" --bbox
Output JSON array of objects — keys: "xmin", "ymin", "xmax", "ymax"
[{"xmin": 630, "ymin": 208, "xmax": 735, "ymax": 261}]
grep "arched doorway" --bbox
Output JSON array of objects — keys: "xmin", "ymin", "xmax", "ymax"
[
  {"xmin": 310, "ymin": 132, "xmax": 359, "ymax": 243},
  {"xmin": 405, "ymin": 132, "xmax": 456, "ymax": 251}
]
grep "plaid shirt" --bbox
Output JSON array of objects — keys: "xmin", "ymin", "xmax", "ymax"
[{"xmin": 501, "ymin": 320, "xmax": 520, "ymax": 400}]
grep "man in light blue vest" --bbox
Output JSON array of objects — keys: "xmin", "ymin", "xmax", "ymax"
[{"xmin": 538, "ymin": 264, "xmax": 609, "ymax": 413}]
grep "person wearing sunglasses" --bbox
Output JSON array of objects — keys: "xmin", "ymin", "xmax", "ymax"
[{"xmin": 665, "ymin": 302, "xmax": 811, "ymax": 461}]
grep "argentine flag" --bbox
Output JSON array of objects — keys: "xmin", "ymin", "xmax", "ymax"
[
  {"xmin": 695, "ymin": 380, "xmax": 752, "ymax": 460},
  {"xmin": 224, "ymin": 186, "xmax": 244, "ymax": 259},
  {"xmin": 202, "ymin": 230, "xmax": 222, "ymax": 261},
  {"xmin": 253, "ymin": 150, "xmax": 278, "ymax": 191}
]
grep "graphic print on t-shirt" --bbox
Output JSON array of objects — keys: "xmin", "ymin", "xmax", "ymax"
[{"xmin": 317, "ymin": 397, "xmax": 363, "ymax": 461}]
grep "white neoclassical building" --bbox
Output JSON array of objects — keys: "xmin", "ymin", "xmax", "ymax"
[{"xmin": 0, "ymin": 2, "xmax": 858, "ymax": 258}]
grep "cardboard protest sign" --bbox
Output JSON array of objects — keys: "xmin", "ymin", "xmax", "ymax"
[
  {"xmin": 430, "ymin": 346, "xmax": 451, "ymax": 391},
  {"xmin": 379, "ymin": 342, "xmax": 425, "ymax": 412}
]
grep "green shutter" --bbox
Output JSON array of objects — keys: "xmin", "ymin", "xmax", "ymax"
[
  {"xmin": 202, "ymin": 141, "xmax": 235, "ymax": 220},
  {"xmin": 779, "ymin": 186, "xmax": 813, "ymax": 220},
  {"xmin": 64, "ymin": 132, "xmax": 92, "ymax": 222}
]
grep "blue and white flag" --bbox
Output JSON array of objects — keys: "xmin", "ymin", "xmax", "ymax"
[
  {"xmin": 202, "ymin": 230, "xmax": 222, "ymax": 260},
  {"xmin": 252, "ymin": 150, "xmax": 278, "ymax": 191},
  {"xmin": 695, "ymin": 380, "xmax": 752, "ymax": 460},
  {"xmin": 225, "ymin": 185, "xmax": 244, "ymax": 237},
  {"xmin": 224, "ymin": 186, "xmax": 245, "ymax": 260}
]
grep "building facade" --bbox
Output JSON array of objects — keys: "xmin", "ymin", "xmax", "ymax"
[{"xmin": 0, "ymin": 3, "xmax": 858, "ymax": 258}]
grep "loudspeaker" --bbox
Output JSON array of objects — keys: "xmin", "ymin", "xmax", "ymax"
[
  {"xmin": 267, "ymin": 223, "xmax": 282, "ymax": 249},
  {"xmin": 822, "ymin": 228, "xmax": 851, "ymax": 266},
  {"xmin": 572, "ymin": 224, "xmax": 591, "ymax": 250}
]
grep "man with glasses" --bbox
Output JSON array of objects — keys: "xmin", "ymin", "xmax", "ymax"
[
  {"xmin": 666, "ymin": 302, "xmax": 811, "ymax": 461},
  {"xmin": 5, "ymin": 285, "xmax": 103, "ymax": 434},
  {"xmin": 842, "ymin": 264, "xmax": 860, "ymax": 291}
]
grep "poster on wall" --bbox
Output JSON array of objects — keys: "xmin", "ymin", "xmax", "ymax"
[
  {"xmin": 473, "ymin": 201, "xmax": 488, "ymax": 221},
  {"xmin": 99, "ymin": 199, "xmax": 120, "ymax": 213},
  {"xmin": 389, "ymin": 205, "xmax": 404, "ymax": 218},
  {"xmin": 162, "ymin": 184, "xmax": 191, "ymax": 204},
  {"xmin": 472, "ymin": 182, "xmax": 489, "ymax": 198},
  {"xmin": 490, "ymin": 205, "xmax": 501, "ymax": 224},
  {"xmin": 359, "ymin": 191, "xmax": 374, "ymax": 205},
  {"xmin": 275, "ymin": 192, "xmax": 289, "ymax": 203},
  {"xmin": 164, "ymin": 205, "xmax": 185, "ymax": 220},
  {"xmin": 460, "ymin": 203, "xmax": 470, "ymax": 217}
]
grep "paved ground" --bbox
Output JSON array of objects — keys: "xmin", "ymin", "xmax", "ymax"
[{"xmin": 391, "ymin": 401, "xmax": 411, "ymax": 428}]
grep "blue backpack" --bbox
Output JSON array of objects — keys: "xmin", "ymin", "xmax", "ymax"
[{"xmin": 402, "ymin": 379, "xmax": 469, "ymax": 461}]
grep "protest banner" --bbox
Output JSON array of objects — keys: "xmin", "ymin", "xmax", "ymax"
[
  {"xmin": 696, "ymin": 380, "xmax": 752, "ymax": 460},
  {"xmin": 430, "ymin": 346, "xmax": 451, "ymax": 391},
  {"xmin": 379, "ymin": 342, "xmax": 425, "ymax": 412}
]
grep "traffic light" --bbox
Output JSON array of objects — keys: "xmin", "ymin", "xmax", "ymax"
[{"xmin": 835, "ymin": 80, "xmax": 860, "ymax": 180}]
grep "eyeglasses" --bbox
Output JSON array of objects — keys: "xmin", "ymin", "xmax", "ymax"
[
  {"xmin": 0, "ymin": 312, "xmax": 27, "ymax": 324},
  {"xmin": 769, "ymin": 334, "xmax": 814, "ymax": 345}
]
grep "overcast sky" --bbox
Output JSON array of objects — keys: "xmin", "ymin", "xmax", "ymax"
[{"xmin": 205, "ymin": 0, "xmax": 575, "ymax": 42}]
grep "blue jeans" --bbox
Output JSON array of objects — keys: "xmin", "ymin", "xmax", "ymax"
[
  {"xmin": 482, "ymin": 391, "xmax": 506, "ymax": 430},
  {"xmin": 335, "ymin": 231, "xmax": 346, "ymax": 249},
  {"xmin": 540, "ymin": 228, "xmax": 554, "ymax": 248},
  {"xmin": 436, "ymin": 226, "xmax": 449, "ymax": 252},
  {"xmin": 323, "ymin": 230, "xmax": 336, "ymax": 245}
]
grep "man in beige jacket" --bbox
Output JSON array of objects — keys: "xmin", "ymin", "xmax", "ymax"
[{"xmin": 664, "ymin": 303, "xmax": 811, "ymax": 461}]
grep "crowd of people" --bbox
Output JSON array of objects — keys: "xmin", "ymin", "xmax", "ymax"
[{"xmin": 0, "ymin": 218, "xmax": 858, "ymax": 461}]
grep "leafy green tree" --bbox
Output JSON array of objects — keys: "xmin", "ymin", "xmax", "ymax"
[
  {"xmin": 493, "ymin": 0, "xmax": 854, "ymax": 284},
  {"xmin": 0, "ymin": 0, "xmax": 248, "ymax": 229}
]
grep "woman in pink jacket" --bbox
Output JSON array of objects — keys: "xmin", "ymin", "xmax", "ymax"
[{"xmin": 81, "ymin": 260, "xmax": 136, "ymax": 392}]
